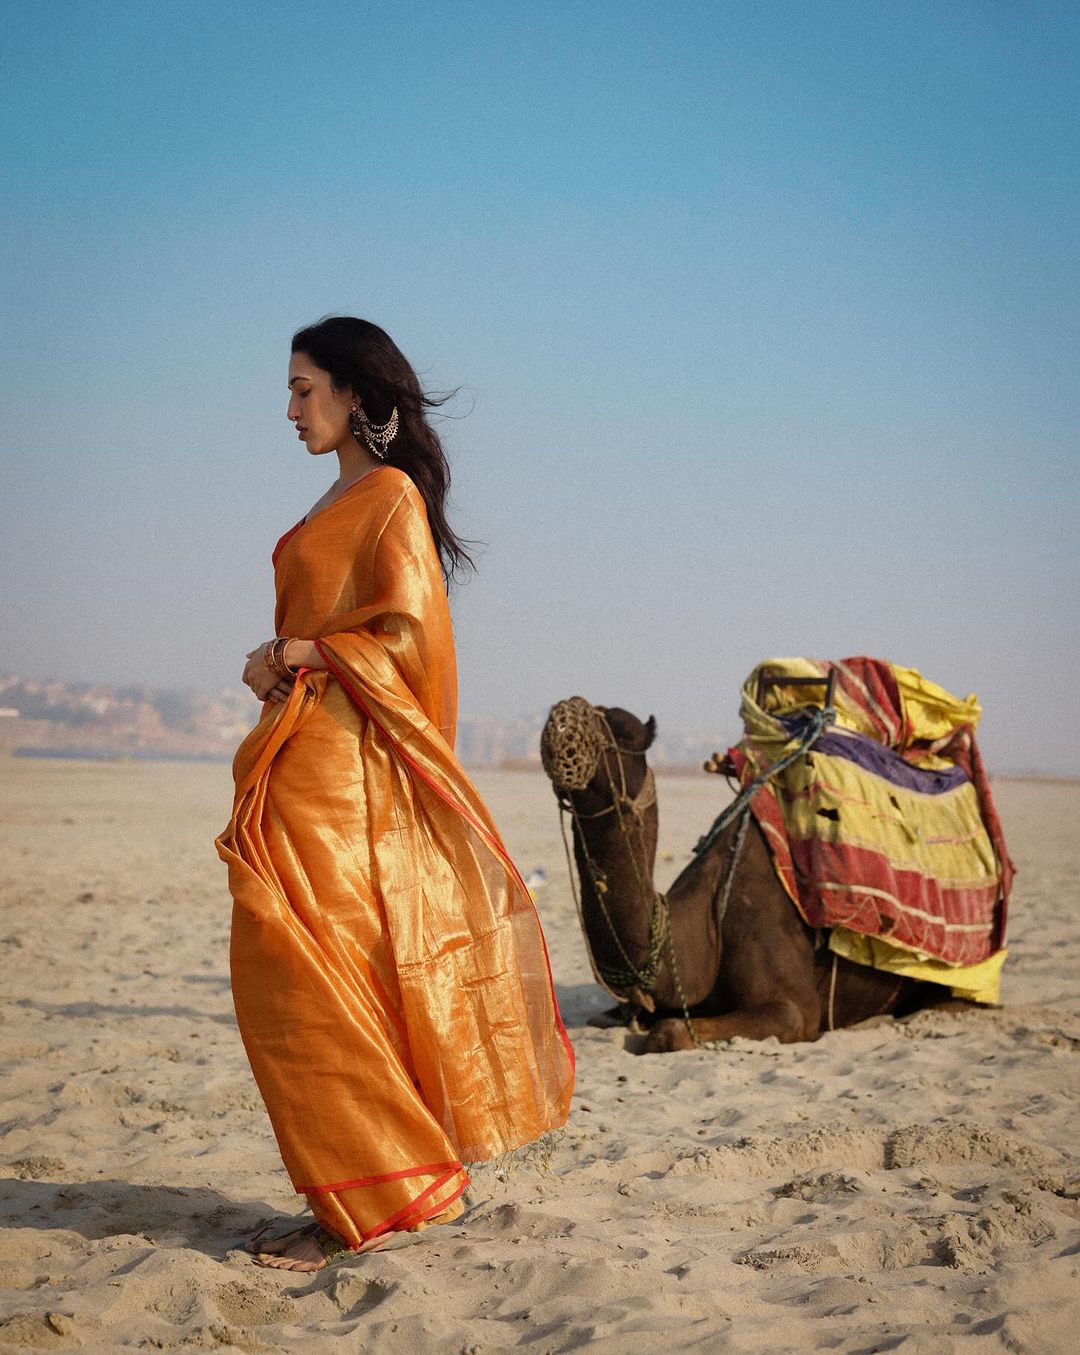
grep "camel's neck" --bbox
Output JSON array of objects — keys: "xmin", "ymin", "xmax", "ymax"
[
  {"xmin": 569, "ymin": 765, "xmax": 752, "ymax": 1014},
  {"xmin": 572, "ymin": 798, "xmax": 660, "ymax": 992},
  {"xmin": 637, "ymin": 812, "xmax": 742, "ymax": 1012}
]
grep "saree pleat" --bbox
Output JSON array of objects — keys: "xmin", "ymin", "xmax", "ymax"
[{"xmin": 216, "ymin": 467, "xmax": 574, "ymax": 1249}]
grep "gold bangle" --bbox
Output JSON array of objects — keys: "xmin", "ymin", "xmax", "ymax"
[
  {"xmin": 271, "ymin": 637, "xmax": 299, "ymax": 677},
  {"xmin": 264, "ymin": 638, "xmax": 287, "ymax": 679}
]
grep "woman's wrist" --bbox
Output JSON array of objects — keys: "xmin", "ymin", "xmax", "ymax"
[{"xmin": 281, "ymin": 639, "xmax": 325, "ymax": 672}]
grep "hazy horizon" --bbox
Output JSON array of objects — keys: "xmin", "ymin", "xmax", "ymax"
[
  {"xmin": 2, "ymin": 663, "xmax": 1071, "ymax": 781},
  {"xmin": 2, "ymin": 2, "xmax": 1077, "ymax": 775}
]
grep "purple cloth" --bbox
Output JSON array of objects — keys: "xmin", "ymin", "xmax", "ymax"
[{"xmin": 780, "ymin": 716, "xmax": 970, "ymax": 795}]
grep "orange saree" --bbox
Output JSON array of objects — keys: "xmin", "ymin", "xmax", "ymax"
[{"xmin": 215, "ymin": 466, "xmax": 574, "ymax": 1249}]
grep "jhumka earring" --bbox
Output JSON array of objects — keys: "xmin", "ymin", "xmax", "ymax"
[{"xmin": 349, "ymin": 400, "xmax": 399, "ymax": 461}]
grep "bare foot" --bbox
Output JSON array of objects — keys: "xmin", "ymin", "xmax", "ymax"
[
  {"xmin": 243, "ymin": 1217, "xmax": 310, "ymax": 1256},
  {"xmin": 253, "ymin": 1224, "xmax": 341, "ymax": 1273},
  {"xmin": 251, "ymin": 1200, "xmax": 465, "ymax": 1270}
]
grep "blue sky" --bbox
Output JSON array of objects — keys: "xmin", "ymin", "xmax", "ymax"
[{"xmin": 2, "ymin": 1, "xmax": 1077, "ymax": 771}]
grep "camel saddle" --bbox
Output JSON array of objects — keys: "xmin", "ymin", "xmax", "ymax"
[{"xmin": 726, "ymin": 657, "xmax": 1013, "ymax": 969}]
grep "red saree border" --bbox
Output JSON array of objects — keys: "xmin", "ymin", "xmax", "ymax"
[
  {"xmin": 295, "ymin": 1159, "xmax": 460, "ymax": 1195},
  {"xmin": 271, "ymin": 519, "xmax": 304, "ymax": 568},
  {"xmin": 363, "ymin": 1167, "xmax": 466, "ymax": 1244},
  {"xmin": 309, "ymin": 1167, "xmax": 469, "ymax": 1254},
  {"xmin": 314, "ymin": 642, "xmax": 576, "ymax": 1078}
]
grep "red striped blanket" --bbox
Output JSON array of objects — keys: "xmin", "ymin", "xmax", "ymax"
[{"xmin": 727, "ymin": 657, "xmax": 1013, "ymax": 967}]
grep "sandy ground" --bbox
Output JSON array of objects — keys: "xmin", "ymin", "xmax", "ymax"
[{"xmin": 1, "ymin": 759, "xmax": 1078, "ymax": 1354}]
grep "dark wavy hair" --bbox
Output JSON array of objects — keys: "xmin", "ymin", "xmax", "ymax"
[{"xmin": 291, "ymin": 316, "xmax": 474, "ymax": 581}]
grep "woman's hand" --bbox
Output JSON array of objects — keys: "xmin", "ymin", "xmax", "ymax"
[
  {"xmin": 242, "ymin": 639, "xmax": 325, "ymax": 703},
  {"xmin": 243, "ymin": 645, "xmax": 293, "ymax": 703}
]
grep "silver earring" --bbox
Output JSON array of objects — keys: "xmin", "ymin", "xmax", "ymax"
[{"xmin": 349, "ymin": 400, "xmax": 398, "ymax": 461}]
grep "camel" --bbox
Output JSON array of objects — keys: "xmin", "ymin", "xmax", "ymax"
[{"xmin": 540, "ymin": 698, "xmax": 947, "ymax": 1054}]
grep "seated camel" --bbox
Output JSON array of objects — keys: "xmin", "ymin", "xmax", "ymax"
[{"xmin": 540, "ymin": 697, "xmax": 979, "ymax": 1054}]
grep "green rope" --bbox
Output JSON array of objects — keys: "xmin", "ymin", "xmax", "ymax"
[
  {"xmin": 690, "ymin": 705, "xmax": 837, "ymax": 862},
  {"xmin": 559, "ymin": 700, "xmax": 836, "ymax": 1052}
]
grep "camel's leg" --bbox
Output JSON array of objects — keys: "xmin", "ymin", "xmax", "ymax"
[
  {"xmin": 642, "ymin": 1000, "xmax": 813, "ymax": 1053},
  {"xmin": 644, "ymin": 821, "xmax": 828, "ymax": 1055}
]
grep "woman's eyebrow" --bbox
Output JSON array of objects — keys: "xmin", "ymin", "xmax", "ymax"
[{"xmin": 288, "ymin": 376, "xmax": 312, "ymax": 388}]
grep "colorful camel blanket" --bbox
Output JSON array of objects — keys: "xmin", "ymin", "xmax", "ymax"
[{"xmin": 726, "ymin": 658, "xmax": 1013, "ymax": 972}]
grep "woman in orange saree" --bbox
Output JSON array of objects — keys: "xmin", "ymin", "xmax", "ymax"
[{"xmin": 215, "ymin": 317, "xmax": 574, "ymax": 1272}]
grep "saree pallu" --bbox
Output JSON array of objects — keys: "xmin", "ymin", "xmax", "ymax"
[{"xmin": 215, "ymin": 467, "xmax": 574, "ymax": 1248}]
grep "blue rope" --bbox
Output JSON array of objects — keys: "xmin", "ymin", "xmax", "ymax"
[{"xmin": 691, "ymin": 704, "xmax": 837, "ymax": 859}]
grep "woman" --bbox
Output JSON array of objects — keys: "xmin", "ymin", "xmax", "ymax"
[{"xmin": 215, "ymin": 317, "xmax": 574, "ymax": 1273}]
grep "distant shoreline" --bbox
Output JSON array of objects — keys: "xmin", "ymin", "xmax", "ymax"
[
  {"xmin": 8, "ymin": 747, "xmax": 232, "ymax": 764},
  {"xmin": 3, "ymin": 748, "xmax": 1077, "ymax": 785}
]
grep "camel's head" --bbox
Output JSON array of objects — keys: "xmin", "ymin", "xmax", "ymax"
[
  {"xmin": 542, "ymin": 697, "xmax": 661, "ymax": 1009},
  {"xmin": 541, "ymin": 696, "xmax": 657, "ymax": 815}
]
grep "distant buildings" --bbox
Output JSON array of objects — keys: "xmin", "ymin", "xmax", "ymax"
[
  {"xmin": 455, "ymin": 713, "xmax": 544, "ymax": 767},
  {"xmin": 0, "ymin": 674, "xmax": 256, "ymax": 761},
  {"xmin": 0, "ymin": 674, "xmax": 731, "ymax": 769}
]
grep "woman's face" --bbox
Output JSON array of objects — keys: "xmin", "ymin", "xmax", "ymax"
[{"xmin": 287, "ymin": 352, "xmax": 353, "ymax": 456}]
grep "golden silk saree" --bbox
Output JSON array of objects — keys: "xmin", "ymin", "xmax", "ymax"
[{"xmin": 215, "ymin": 466, "xmax": 574, "ymax": 1248}]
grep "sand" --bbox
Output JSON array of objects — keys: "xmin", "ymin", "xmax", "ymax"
[{"xmin": 1, "ymin": 759, "xmax": 1078, "ymax": 1353}]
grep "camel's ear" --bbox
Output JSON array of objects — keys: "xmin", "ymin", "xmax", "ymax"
[{"xmin": 643, "ymin": 715, "xmax": 657, "ymax": 749}]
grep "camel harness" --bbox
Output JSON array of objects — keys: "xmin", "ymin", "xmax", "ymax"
[{"xmin": 542, "ymin": 697, "xmax": 835, "ymax": 1050}]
